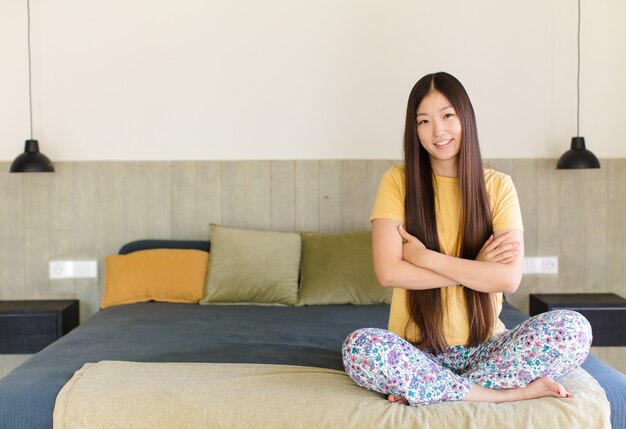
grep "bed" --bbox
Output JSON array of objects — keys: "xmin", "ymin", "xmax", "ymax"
[{"xmin": 0, "ymin": 238, "xmax": 624, "ymax": 428}]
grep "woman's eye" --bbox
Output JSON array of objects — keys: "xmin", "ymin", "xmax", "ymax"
[
  {"xmin": 417, "ymin": 119, "xmax": 429, "ymax": 125},
  {"xmin": 444, "ymin": 113, "xmax": 455, "ymax": 119}
]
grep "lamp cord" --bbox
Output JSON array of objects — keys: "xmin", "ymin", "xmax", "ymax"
[
  {"xmin": 27, "ymin": 0, "xmax": 33, "ymax": 140},
  {"xmin": 577, "ymin": 0, "xmax": 580, "ymax": 138}
]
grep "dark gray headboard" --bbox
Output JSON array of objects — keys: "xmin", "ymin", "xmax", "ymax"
[{"xmin": 118, "ymin": 240, "xmax": 211, "ymax": 255}]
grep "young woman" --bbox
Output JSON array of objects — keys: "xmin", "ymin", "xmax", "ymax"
[{"xmin": 342, "ymin": 72, "xmax": 592, "ymax": 405}]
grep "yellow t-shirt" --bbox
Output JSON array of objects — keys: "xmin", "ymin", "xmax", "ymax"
[{"xmin": 370, "ymin": 164, "xmax": 524, "ymax": 346}]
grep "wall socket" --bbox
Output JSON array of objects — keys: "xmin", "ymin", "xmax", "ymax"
[
  {"xmin": 523, "ymin": 257, "xmax": 558, "ymax": 274},
  {"xmin": 49, "ymin": 260, "xmax": 98, "ymax": 279}
]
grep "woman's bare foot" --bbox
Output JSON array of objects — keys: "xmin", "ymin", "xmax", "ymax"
[
  {"xmin": 387, "ymin": 394, "xmax": 409, "ymax": 404},
  {"xmin": 520, "ymin": 377, "xmax": 570, "ymax": 400},
  {"xmin": 464, "ymin": 377, "xmax": 570, "ymax": 404}
]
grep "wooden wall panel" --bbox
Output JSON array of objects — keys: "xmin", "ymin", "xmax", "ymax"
[
  {"xmin": 270, "ymin": 161, "xmax": 296, "ymax": 232},
  {"xmin": 72, "ymin": 162, "xmax": 100, "ymax": 321},
  {"xmin": 319, "ymin": 161, "xmax": 343, "ymax": 233},
  {"xmin": 171, "ymin": 162, "xmax": 198, "ymax": 240},
  {"xmin": 73, "ymin": 162, "xmax": 100, "ymax": 259},
  {"xmin": 295, "ymin": 161, "xmax": 319, "ymax": 232},
  {"xmin": 559, "ymin": 172, "xmax": 585, "ymax": 292},
  {"xmin": 607, "ymin": 159, "xmax": 626, "ymax": 292},
  {"xmin": 146, "ymin": 162, "xmax": 173, "ymax": 239},
  {"xmin": 1, "ymin": 158, "xmax": 626, "ymax": 376},
  {"xmin": 122, "ymin": 163, "xmax": 150, "ymax": 243},
  {"xmin": 48, "ymin": 163, "xmax": 76, "ymax": 298},
  {"xmin": 342, "ymin": 160, "xmax": 370, "ymax": 232},
  {"xmin": 583, "ymin": 168, "xmax": 609, "ymax": 292},
  {"xmin": 535, "ymin": 160, "xmax": 561, "ymax": 295},
  {"xmin": 0, "ymin": 164, "xmax": 24, "ymax": 300},
  {"xmin": 197, "ymin": 162, "xmax": 221, "ymax": 239},
  {"xmin": 245, "ymin": 161, "xmax": 271, "ymax": 230},
  {"xmin": 220, "ymin": 162, "xmax": 247, "ymax": 230},
  {"xmin": 98, "ymin": 162, "xmax": 126, "ymax": 259},
  {"xmin": 23, "ymin": 174, "xmax": 51, "ymax": 299}
]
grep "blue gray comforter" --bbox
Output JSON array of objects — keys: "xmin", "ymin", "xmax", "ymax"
[{"xmin": 0, "ymin": 302, "xmax": 623, "ymax": 428}]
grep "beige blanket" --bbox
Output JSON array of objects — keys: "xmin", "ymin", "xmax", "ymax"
[{"xmin": 53, "ymin": 361, "xmax": 610, "ymax": 429}]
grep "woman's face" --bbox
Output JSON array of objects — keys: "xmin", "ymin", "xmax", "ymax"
[{"xmin": 416, "ymin": 89, "xmax": 462, "ymax": 177}]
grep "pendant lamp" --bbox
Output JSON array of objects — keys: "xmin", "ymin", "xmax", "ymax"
[
  {"xmin": 10, "ymin": 0, "xmax": 55, "ymax": 173},
  {"xmin": 556, "ymin": 0, "xmax": 600, "ymax": 170}
]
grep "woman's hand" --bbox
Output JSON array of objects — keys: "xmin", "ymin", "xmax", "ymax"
[
  {"xmin": 476, "ymin": 231, "xmax": 520, "ymax": 264},
  {"xmin": 397, "ymin": 226, "xmax": 428, "ymax": 266}
]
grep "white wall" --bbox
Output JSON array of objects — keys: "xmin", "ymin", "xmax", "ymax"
[{"xmin": 1, "ymin": 0, "xmax": 624, "ymax": 161}]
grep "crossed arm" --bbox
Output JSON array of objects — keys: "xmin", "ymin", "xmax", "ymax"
[{"xmin": 371, "ymin": 218, "xmax": 524, "ymax": 294}]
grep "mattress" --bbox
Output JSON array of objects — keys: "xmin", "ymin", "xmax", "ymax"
[
  {"xmin": 53, "ymin": 360, "xmax": 608, "ymax": 429},
  {"xmin": 0, "ymin": 302, "xmax": 623, "ymax": 428}
]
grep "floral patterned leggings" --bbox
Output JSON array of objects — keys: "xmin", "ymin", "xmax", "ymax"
[{"xmin": 342, "ymin": 310, "xmax": 592, "ymax": 406}]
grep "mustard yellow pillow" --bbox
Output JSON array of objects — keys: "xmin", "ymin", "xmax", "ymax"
[{"xmin": 102, "ymin": 249, "xmax": 210, "ymax": 308}]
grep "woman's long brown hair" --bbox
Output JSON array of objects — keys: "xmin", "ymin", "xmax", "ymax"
[{"xmin": 403, "ymin": 72, "xmax": 494, "ymax": 354}]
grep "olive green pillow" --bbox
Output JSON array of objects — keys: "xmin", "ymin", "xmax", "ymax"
[
  {"xmin": 297, "ymin": 231, "xmax": 391, "ymax": 305},
  {"xmin": 200, "ymin": 224, "xmax": 301, "ymax": 306}
]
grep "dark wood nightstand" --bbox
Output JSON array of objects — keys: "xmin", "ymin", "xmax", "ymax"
[
  {"xmin": 0, "ymin": 300, "xmax": 79, "ymax": 354},
  {"xmin": 529, "ymin": 293, "xmax": 626, "ymax": 346}
]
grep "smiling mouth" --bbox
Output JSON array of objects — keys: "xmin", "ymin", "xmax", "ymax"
[{"xmin": 434, "ymin": 139, "xmax": 452, "ymax": 147}]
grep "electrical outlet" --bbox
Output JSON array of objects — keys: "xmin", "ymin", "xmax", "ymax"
[
  {"xmin": 49, "ymin": 260, "xmax": 98, "ymax": 279},
  {"xmin": 540, "ymin": 257, "xmax": 558, "ymax": 274},
  {"xmin": 49, "ymin": 261, "xmax": 68, "ymax": 279},
  {"xmin": 523, "ymin": 257, "xmax": 559, "ymax": 274}
]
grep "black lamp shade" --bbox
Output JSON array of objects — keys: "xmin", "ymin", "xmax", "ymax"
[
  {"xmin": 556, "ymin": 137, "xmax": 600, "ymax": 169},
  {"xmin": 10, "ymin": 140, "xmax": 55, "ymax": 173}
]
